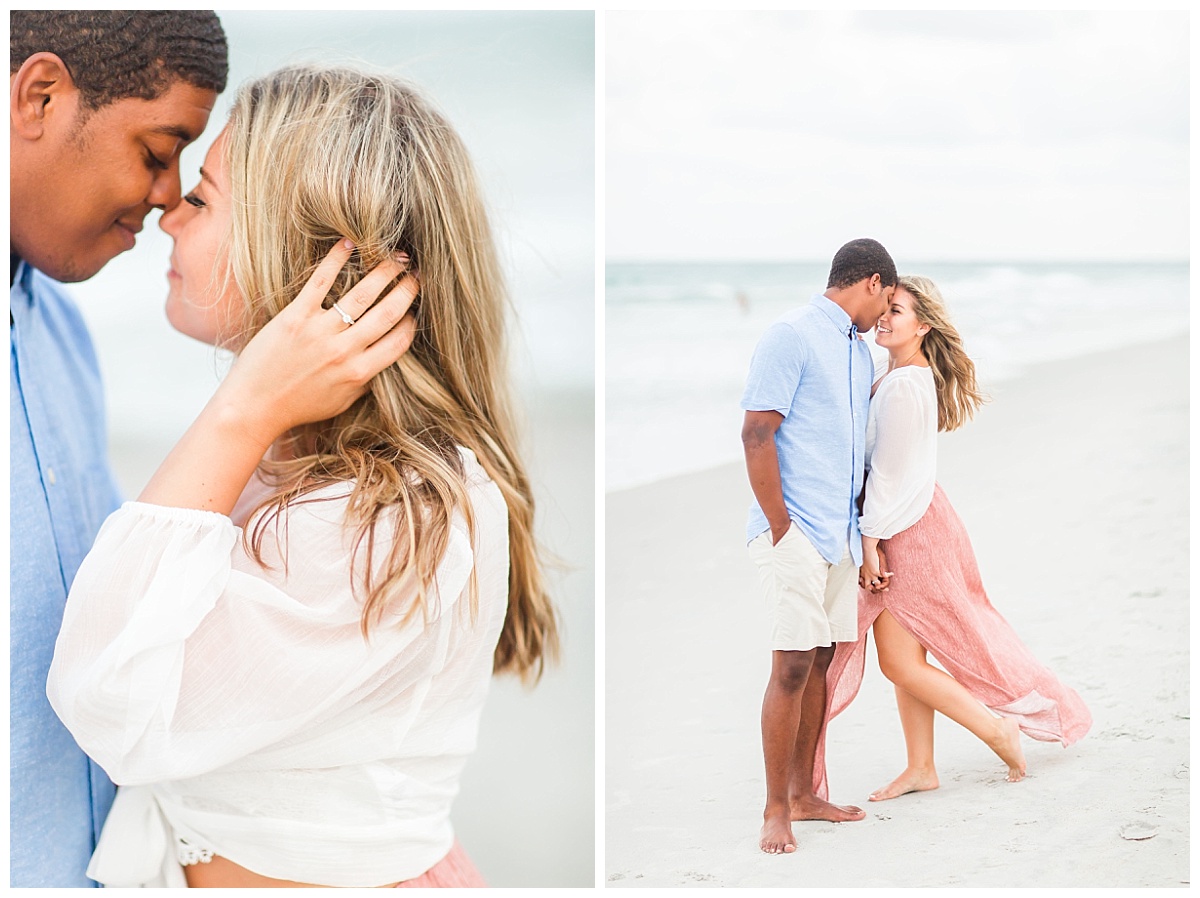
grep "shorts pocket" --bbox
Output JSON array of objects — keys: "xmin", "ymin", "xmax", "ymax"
[{"xmin": 770, "ymin": 521, "xmax": 798, "ymax": 549}]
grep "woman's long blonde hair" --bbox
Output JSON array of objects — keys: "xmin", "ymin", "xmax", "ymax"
[
  {"xmin": 900, "ymin": 275, "xmax": 986, "ymax": 433},
  {"xmin": 222, "ymin": 64, "xmax": 557, "ymax": 681}
]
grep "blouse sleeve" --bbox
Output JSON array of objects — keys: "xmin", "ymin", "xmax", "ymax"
[
  {"xmin": 858, "ymin": 372, "xmax": 938, "ymax": 539},
  {"xmin": 46, "ymin": 497, "xmax": 474, "ymax": 786}
]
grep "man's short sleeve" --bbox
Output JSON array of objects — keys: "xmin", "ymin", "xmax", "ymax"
[{"xmin": 740, "ymin": 321, "xmax": 807, "ymax": 417}]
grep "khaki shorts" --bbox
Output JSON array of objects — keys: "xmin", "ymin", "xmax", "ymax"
[{"xmin": 747, "ymin": 522, "xmax": 858, "ymax": 651}]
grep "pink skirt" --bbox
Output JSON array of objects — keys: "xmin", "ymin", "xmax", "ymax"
[
  {"xmin": 395, "ymin": 840, "xmax": 487, "ymax": 888},
  {"xmin": 814, "ymin": 483, "xmax": 1092, "ymax": 799}
]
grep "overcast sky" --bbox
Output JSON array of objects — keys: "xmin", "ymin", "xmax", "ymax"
[{"xmin": 606, "ymin": 10, "xmax": 1189, "ymax": 262}]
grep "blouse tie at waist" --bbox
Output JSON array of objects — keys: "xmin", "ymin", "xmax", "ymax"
[{"xmin": 86, "ymin": 785, "xmax": 187, "ymax": 887}]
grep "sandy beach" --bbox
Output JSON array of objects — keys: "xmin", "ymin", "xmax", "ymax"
[{"xmin": 605, "ymin": 335, "xmax": 1188, "ymax": 888}]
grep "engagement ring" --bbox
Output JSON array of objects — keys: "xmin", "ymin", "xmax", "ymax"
[{"xmin": 332, "ymin": 301, "xmax": 355, "ymax": 326}]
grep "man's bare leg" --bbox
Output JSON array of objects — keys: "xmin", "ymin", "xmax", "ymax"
[
  {"xmin": 787, "ymin": 644, "xmax": 866, "ymax": 822},
  {"xmin": 760, "ymin": 649, "xmax": 815, "ymax": 853}
]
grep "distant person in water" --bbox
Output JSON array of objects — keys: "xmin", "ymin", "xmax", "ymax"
[
  {"xmin": 812, "ymin": 275, "xmax": 1091, "ymax": 804},
  {"xmin": 740, "ymin": 238, "xmax": 896, "ymax": 855}
]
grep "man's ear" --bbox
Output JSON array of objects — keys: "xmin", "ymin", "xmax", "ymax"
[
  {"xmin": 11, "ymin": 52, "xmax": 78, "ymax": 141},
  {"xmin": 868, "ymin": 273, "xmax": 882, "ymax": 295}
]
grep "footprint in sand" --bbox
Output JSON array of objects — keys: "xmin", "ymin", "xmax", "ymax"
[{"xmin": 1120, "ymin": 823, "xmax": 1158, "ymax": 841}]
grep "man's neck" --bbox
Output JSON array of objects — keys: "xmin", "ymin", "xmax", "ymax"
[
  {"xmin": 11, "ymin": 251, "xmax": 23, "ymax": 287},
  {"xmin": 822, "ymin": 287, "xmax": 861, "ymax": 330}
]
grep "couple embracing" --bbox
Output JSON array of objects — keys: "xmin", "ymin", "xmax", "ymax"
[
  {"xmin": 740, "ymin": 238, "xmax": 1092, "ymax": 855},
  {"xmin": 13, "ymin": 10, "xmax": 555, "ymax": 888}
]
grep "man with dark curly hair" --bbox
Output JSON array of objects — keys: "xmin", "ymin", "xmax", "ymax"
[
  {"xmin": 9, "ymin": 11, "xmax": 228, "ymax": 887},
  {"xmin": 741, "ymin": 238, "xmax": 897, "ymax": 855}
]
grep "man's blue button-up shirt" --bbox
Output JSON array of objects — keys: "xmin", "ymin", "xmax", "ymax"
[
  {"xmin": 741, "ymin": 294, "xmax": 872, "ymax": 565},
  {"xmin": 10, "ymin": 259, "xmax": 121, "ymax": 887}
]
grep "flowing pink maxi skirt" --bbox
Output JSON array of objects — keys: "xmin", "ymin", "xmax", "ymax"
[
  {"xmin": 395, "ymin": 840, "xmax": 487, "ymax": 888},
  {"xmin": 814, "ymin": 483, "xmax": 1091, "ymax": 800}
]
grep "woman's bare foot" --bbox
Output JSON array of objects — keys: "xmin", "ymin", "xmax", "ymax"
[
  {"xmin": 988, "ymin": 716, "xmax": 1026, "ymax": 782},
  {"xmin": 760, "ymin": 809, "xmax": 797, "ymax": 854},
  {"xmin": 788, "ymin": 794, "xmax": 866, "ymax": 822},
  {"xmin": 868, "ymin": 766, "xmax": 939, "ymax": 801}
]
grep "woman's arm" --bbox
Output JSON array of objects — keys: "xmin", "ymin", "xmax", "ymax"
[
  {"xmin": 858, "ymin": 373, "xmax": 936, "ymax": 590},
  {"xmin": 858, "ymin": 373, "xmax": 938, "ymax": 542},
  {"xmin": 858, "ymin": 534, "xmax": 891, "ymax": 591},
  {"xmin": 46, "ymin": 493, "xmax": 480, "ymax": 785},
  {"xmin": 139, "ymin": 242, "xmax": 418, "ymax": 515}
]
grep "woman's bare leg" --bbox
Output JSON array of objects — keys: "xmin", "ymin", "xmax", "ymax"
[
  {"xmin": 869, "ymin": 612, "xmax": 939, "ymax": 800},
  {"xmin": 873, "ymin": 609, "xmax": 1025, "ymax": 788},
  {"xmin": 868, "ymin": 677, "xmax": 940, "ymax": 800},
  {"xmin": 896, "ymin": 683, "xmax": 935, "ymax": 770}
]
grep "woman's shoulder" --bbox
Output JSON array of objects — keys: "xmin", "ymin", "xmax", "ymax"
[
  {"xmin": 872, "ymin": 365, "xmax": 936, "ymax": 407},
  {"xmin": 250, "ymin": 446, "xmax": 498, "ymax": 519},
  {"xmin": 246, "ymin": 447, "xmax": 504, "ymax": 563},
  {"xmin": 457, "ymin": 446, "xmax": 508, "ymax": 528},
  {"xmin": 237, "ymin": 448, "xmax": 504, "ymax": 607},
  {"xmin": 875, "ymin": 363, "xmax": 934, "ymax": 389}
]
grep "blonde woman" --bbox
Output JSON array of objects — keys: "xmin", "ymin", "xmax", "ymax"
[
  {"xmin": 812, "ymin": 276, "xmax": 1090, "ymax": 804},
  {"xmin": 47, "ymin": 65, "xmax": 557, "ymax": 888}
]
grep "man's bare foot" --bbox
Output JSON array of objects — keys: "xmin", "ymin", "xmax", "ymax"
[
  {"xmin": 988, "ymin": 716, "xmax": 1026, "ymax": 782},
  {"xmin": 788, "ymin": 794, "xmax": 866, "ymax": 823},
  {"xmin": 760, "ymin": 810, "xmax": 797, "ymax": 854},
  {"xmin": 868, "ymin": 766, "xmax": 939, "ymax": 801}
]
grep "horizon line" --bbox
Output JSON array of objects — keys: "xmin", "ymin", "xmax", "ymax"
[{"xmin": 606, "ymin": 257, "xmax": 1190, "ymax": 267}]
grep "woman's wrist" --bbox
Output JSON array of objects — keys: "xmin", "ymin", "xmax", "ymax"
[
  {"xmin": 208, "ymin": 378, "xmax": 292, "ymax": 452},
  {"xmin": 137, "ymin": 390, "xmax": 277, "ymax": 514}
]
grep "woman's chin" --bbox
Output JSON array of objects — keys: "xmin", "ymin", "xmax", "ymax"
[{"xmin": 164, "ymin": 312, "xmax": 218, "ymax": 347}]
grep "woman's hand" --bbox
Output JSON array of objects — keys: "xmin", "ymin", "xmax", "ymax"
[
  {"xmin": 138, "ymin": 240, "xmax": 418, "ymax": 515},
  {"xmin": 872, "ymin": 544, "xmax": 893, "ymax": 592},
  {"xmin": 217, "ymin": 239, "xmax": 419, "ymax": 443},
  {"xmin": 859, "ymin": 537, "xmax": 892, "ymax": 592}
]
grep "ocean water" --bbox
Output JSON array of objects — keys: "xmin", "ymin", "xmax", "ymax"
[{"xmin": 605, "ymin": 260, "xmax": 1189, "ymax": 491}]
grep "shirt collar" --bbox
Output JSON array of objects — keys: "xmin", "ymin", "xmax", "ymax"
[
  {"xmin": 11, "ymin": 256, "xmax": 27, "ymax": 287},
  {"xmin": 810, "ymin": 293, "xmax": 857, "ymax": 338},
  {"xmin": 10, "ymin": 259, "xmax": 42, "ymax": 328},
  {"xmin": 10, "ymin": 257, "xmax": 33, "ymax": 308}
]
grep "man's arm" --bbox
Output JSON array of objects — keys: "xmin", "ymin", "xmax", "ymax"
[{"xmin": 742, "ymin": 409, "xmax": 791, "ymax": 546}]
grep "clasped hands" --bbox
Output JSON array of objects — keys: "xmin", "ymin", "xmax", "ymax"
[{"xmin": 858, "ymin": 544, "xmax": 893, "ymax": 594}]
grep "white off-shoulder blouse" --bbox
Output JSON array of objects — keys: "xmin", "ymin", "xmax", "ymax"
[
  {"xmin": 46, "ymin": 447, "xmax": 509, "ymax": 888},
  {"xmin": 858, "ymin": 356, "xmax": 938, "ymax": 540}
]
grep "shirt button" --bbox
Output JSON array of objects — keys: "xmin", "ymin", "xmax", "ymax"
[{"xmin": 46, "ymin": 467, "xmax": 56, "ymax": 486}]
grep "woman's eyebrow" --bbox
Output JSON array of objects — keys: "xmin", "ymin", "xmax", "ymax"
[{"xmin": 198, "ymin": 167, "xmax": 221, "ymax": 193}]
